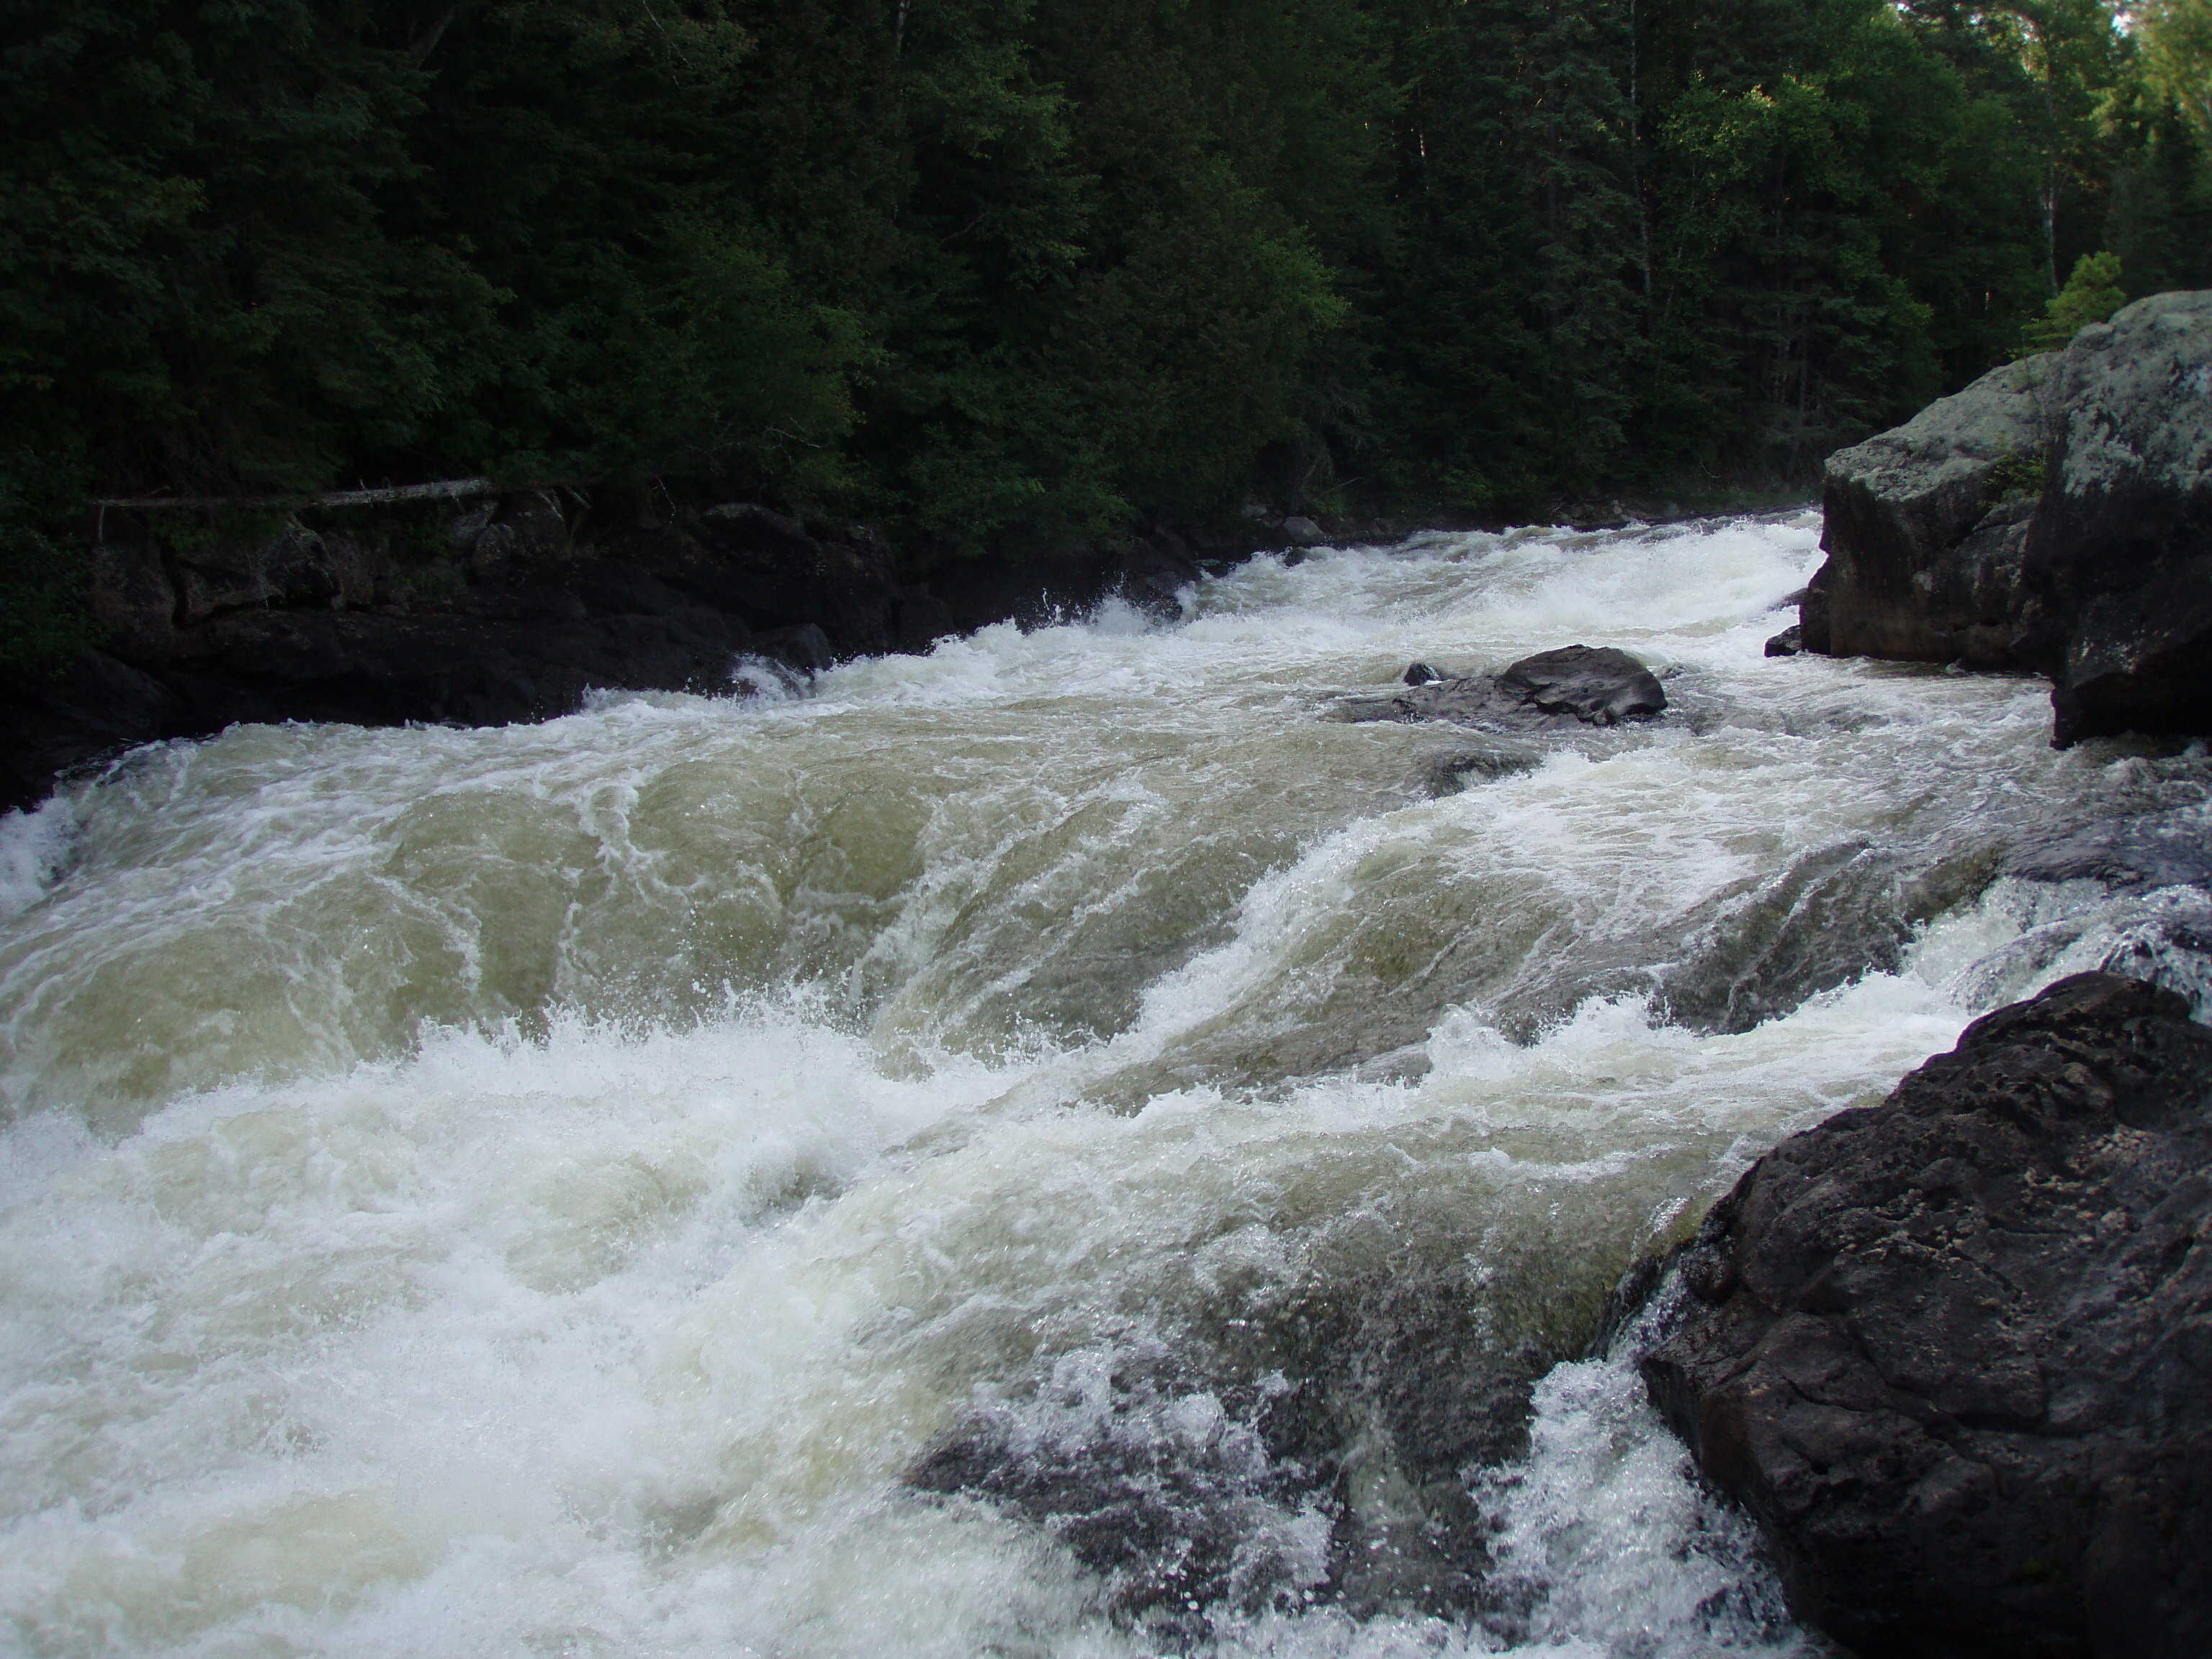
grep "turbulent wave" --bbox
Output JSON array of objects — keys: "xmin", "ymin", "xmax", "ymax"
[{"xmin": 2, "ymin": 514, "xmax": 2206, "ymax": 1655}]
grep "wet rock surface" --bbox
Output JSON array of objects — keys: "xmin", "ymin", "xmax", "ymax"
[
  {"xmin": 1655, "ymin": 840, "xmax": 1997, "ymax": 1035},
  {"xmin": 1640, "ymin": 971, "xmax": 2212, "ymax": 1659},
  {"xmin": 1, "ymin": 493, "xmax": 1233, "ymax": 810},
  {"xmin": 1330, "ymin": 645, "xmax": 1665, "ymax": 733},
  {"xmin": 2008, "ymin": 804, "xmax": 2212, "ymax": 891},
  {"xmin": 909, "ymin": 1272, "xmax": 1570, "ymax": 1637}
]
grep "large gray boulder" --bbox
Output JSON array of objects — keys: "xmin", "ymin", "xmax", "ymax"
[
  {"xmin": 1801, "ymin": 290, "xmax": 2212, "ymax": 747},
  {"xmin": 1640, "ymin": 972, "xmax": 2212, "ymax": 1659},
  {"xmin": 2024, "ymin": 292, "xmax": 2212, "ymax": 744},
  {"xmin": 1807, "ymin": 354, "xmax": 2054, "ymax": 668}
]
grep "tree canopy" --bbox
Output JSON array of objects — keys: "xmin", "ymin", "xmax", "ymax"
[{"xmin": 4, "ymin": 0, "xmax": 2208, "ymax": 663}]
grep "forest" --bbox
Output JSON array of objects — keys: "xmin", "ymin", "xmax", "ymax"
[{"xmin": 4, "ymin": 0, "xmax": 2211, "ymax": 669}]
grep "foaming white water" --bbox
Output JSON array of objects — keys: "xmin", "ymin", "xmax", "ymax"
[
  {"xmin": 0, "ymin": 793, "xmax": 76, "ymax": 923},
  {"xmin": 4, "ymin": 516, "xmax": 2208, "ymax": 1656}
]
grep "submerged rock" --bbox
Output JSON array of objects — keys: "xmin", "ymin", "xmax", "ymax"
[
  {"xmin": 1331, "ymin": 645, "xmax": 1665, "ymax": 732},
  {"xmin": 909, "ymin": 1271, "xmax": 1571, "ymax": 1635},
  {"xmin": 1640, "ymin": 972, "xmax": 2212, "ymax": 1659},
  {"xmin": 1424, "ymin": 740, "xmax": 1545, "ymax": 796},
  {"xmin": 2007, "ymin": 804, "xmax": 2212, "ymax": 892}
]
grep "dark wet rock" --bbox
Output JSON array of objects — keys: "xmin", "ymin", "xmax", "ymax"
[
  {"xmin": 86, "ymin": 540, "xmax": 181, "ymax": 663},
  {"xmin": 1763, "ymin": 625, "xmax": 1802, "ymax": 657},
  {"xmin": 1496, "ymin": 645, "xmax": 1666, "ymax": 724},
  {"xmin": 894, "ymin": 588, "xmax": 958, "ymax": 653},
  {"xmin": 1403, "ymin": 662, "xmax": 1443, "ymax": 686},
  {"xmin": 1641, "ymin": 972, "xmax": 2212, "ymax": 1659},
  {"xmin": 1282, "ymin": 516, "xmax": 1328, "ymax": 546},
  {"xmin": 1424, "ymin": 740, "xmax": 1544, "ymax": 796},
  {"xmin": 1, "ymin": 490, "xmax": 1241, "ymax": 810},
  {"xmin": 909, "ymin": 1267, "xmax": 1574, "ymax": 1634},
  {"xmin": 2008, "ymin": 806, "xmax": 2212, "ymax": 891},
  {"xmin": 755, "ymin": 622, "xmax": 835, "ymax": 673},
  {"xmin": 2024, "ymin": 293, "xmax": 2212, "ymax": 746},
  {"xmin": 1331, "ymin": 645, "xmax": 1664, "ymax": 732},
  {"xmin": 1558, "ymin": 499, "xmax": 1632, "ymax": 532}
]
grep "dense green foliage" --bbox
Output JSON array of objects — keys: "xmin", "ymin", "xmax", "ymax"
[
  {"xmin": 4, "ymin": 0, "xmax": 2210, "ymax": 660},
  {"xmin": 2026, "ymin": 247, "xmax": 2129, "ymax": 345}
]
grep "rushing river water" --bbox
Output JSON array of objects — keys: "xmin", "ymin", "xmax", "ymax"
[{"xmin": 4, "ymin": 513, "xmax": 2211, "ymax": 1658}]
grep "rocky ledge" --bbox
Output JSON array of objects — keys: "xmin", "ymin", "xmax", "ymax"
[
  {"xmin": 0, "ymin": 490, "xmax": 1271, "ymax": 811},
  {"xmin": 1799, "ymin": 289, "xmax": 2212, "ymax": 746},
  {"xmin": 1641, "ymin": 971, "xmax": 2212, "ymax": 1659}
]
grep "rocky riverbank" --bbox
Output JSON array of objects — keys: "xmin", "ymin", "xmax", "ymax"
[{"xmin": 1, "ymin": 491, "xmax": 1326, "ymax": 812}]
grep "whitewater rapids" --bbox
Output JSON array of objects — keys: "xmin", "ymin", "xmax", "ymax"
[{"xmin": 4, "ymin": 513, "xmax": 2208, "ymax": 1657}]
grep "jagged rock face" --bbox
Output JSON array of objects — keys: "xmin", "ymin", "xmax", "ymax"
[
  {"xmin": 1640, "ymin": 973, "xmax": 2212, "ymax": 1659},
  {"xmin": 2025, "ymin": 292, "xmax": 2212, "ymax": 745},
  {"xmin": 1808, "ymin": 354, "xmax": 2054, "ymax": 669}
]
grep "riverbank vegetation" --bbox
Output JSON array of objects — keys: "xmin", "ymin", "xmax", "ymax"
[{"xmin": 4, "ymin": 0, "xmax": 2210, "ymax": 667}]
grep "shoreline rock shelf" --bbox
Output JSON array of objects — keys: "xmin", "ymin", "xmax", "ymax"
[
  {"xmin": 0, "ymin": 496, "xmax": 1238, "ymax": 813},
  {"xmin": 1638, "ymin": 971, "xmax": 2212, "ymax": 1659}
]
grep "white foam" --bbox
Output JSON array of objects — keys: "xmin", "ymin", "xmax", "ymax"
[
  {"xmin": 0, "ymin": 790, "xmax": 77, "ymax": 920},
  {"xmin": 3, "ymin": 514, "xmax": 2206, "ymax": 1655}
]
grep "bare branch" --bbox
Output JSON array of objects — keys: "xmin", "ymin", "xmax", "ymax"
[{"xmin": 94, "ymin": 477, "xmax": 508, "ymax": 511}]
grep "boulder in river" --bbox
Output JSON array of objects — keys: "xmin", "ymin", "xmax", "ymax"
[
  {"xmin": 1329, "ymin": 645, "xmax": 1665, "ymax": 732},
  {"xmin": 1640, "ymin": 971, "xmax": 2212, "ymax": 1659},
  {"xmin": 1493, "ymin": 644, "xmax": 1667, "ymax": 724},
  {"xmin": 2024, "ymin": 292, "xmax": 2212, "ymax": 745},
  {"xmin": 1807, "ymin": 352, "xmax": 2053, "ymax": 669},
  {"xmin": 1799, "ymin": 289, "xmax": 2212, "ymax": 747}
]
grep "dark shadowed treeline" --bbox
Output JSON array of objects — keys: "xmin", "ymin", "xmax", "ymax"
[{"xmin": 5, "ymin": 0, "xmax": 2209, "ymax": 665}]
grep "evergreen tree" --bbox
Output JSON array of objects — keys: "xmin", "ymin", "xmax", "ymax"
[{"xmin": 4, "ymin": 0, "xmax": 2206, "ymax": 675}]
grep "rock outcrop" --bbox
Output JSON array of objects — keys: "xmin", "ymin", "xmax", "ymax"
[
  {"xmin": 1800, "ymin": 289, "xmax": 2212, "ymax": 747},
  {"xmin": 1807, "ymin": 354, "xmax": 2054, "ymax": 669},
  {"xmin": 1328, "ymin": 644, "xmax": 1665, "ymax": 731},
  {"xmin": 2024, "ymin": 294, "xmax": 2212, "ymax": 745},
  {"xmin": 1640, "ymin": 972, "xmax": 2212, "ymax": 1659},
  {"xmin": 0, "ymin": 490, "xmax": 1227, "ymax": 811}
]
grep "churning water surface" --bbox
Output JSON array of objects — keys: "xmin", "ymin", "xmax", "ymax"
[{"xmin": 4, "ymin": 516, "xmax": 2210, "ymax": 1658}]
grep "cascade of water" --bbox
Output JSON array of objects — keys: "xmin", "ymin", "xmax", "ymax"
[{"xmin": 1, "ymin": 514, "xmax": 2203, "ymax": 1656}]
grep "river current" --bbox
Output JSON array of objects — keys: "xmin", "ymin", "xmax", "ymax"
[{"xmin": 4, "ymin": 514, "xmax": 2210, "ymax": 1657}]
